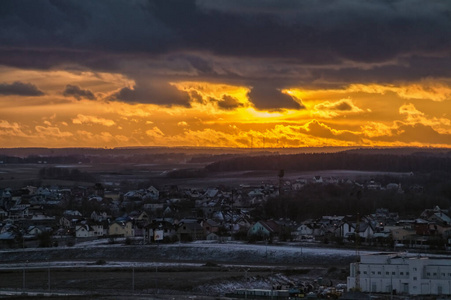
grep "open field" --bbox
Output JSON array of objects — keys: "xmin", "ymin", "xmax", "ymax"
[
  {"xmin": 0, "ymin": 161, "xmax": 415, "ymax": 189},
  {"xmin": 0, "ymin": 242, "xmax": 361, "ymax": 298}
]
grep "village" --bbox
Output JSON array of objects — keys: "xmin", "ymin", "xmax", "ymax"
[{"xmin": 1, "ymin": 174, "xmax": 450, "ymax": 253}]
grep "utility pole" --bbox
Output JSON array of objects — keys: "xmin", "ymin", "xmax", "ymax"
[
  {"xmin": 155, "ymin": 266, "xmax": 158, "ymax": 294},
  {"xmin": 355, "ymin": 213, "xmax": 361, "ymax": 291},
  {"xmin": 47, "ymin": 258, "xmax": 50, "ymax": 291},
  {"xmin": 23, "ymin": 260, "xmax": 27, "ymax": 290},
  {"xmin": 132, "ymin": 266, "xmax": 135, "ymax": 292}
]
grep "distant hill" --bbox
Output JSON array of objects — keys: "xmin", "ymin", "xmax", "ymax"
[
  {"xmin": 0, "ymin": 146, "xmax": 355, "ymax": 158},
  {"xmin": 1, "ymin": 147, "xmax": 450, "ymax": 172},
  {"xmin": 206, "ymin": 150, "xmax": 451, "ymax": 173}
]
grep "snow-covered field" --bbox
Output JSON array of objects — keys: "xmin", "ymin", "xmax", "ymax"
[
  {"xmin": 0, "ymin": 239, "xmax": 378, "ymax": 268},
  {"xmin": 0, "ymin": 241, "xmax": 409, "ymax": 298}
]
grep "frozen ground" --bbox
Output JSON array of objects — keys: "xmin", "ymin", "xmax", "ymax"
[
  {"xmin": 0, "ymin": 241, "xmax": 407, "ymax": 298},
  {"xmin": 0, "ymin": 239, "xmax": 377, "ymax": 267}
]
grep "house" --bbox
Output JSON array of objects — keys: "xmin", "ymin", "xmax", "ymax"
[
  {"xmin": 202, "ymin": 219, "xmax": 220, "ymax": 234},
  {"xmin": 0, "ymin": 231, "xmax": 18, "ymax": 248},
  {"xmin": 366, "ymin": 180, "xmax": 381, "ymax": 190},
  {"xmin": 63, "ymin": 210, "xmax": 82, "ymax": 217},
  {"xmin": 177, "ymin": 219, "xmax": 204, "ymax": 241},
  {"xmin": 75, "ymin": 224, "xmax": 93, "ymax": 238},
  {"xmin": 0, "ymin": 223, "xmax": 20, "ymax": 248},
  {"xmin": 146, "ymin": 220, "xmax": 177, "ymax": 243},
  {"xmin": 291, "ymin": 180, "xmax": 306, "ymax": 191},
  {"xmin": 203, "ymin": 188, "xmax": 219, "ymax": 199},
  {"xmin": 108, "ymin": 221, "xmax": 134, "ymax": 237},
  {"xmin": 420, "ymin": 206, "xmax": 451, "ymax": 226},
  {"xmin": 312, "ymin": 176, "xmax": 323, "ymax": 184},
  {"xmin": 248, "ymin": 220, "xmax": 280, "ymax": 239},
  {"xmin": 129, "ymin": 211, "xmax": 149, "ymax": 223},
  {"xmin": 26, "ymin": 225, "xmax": 45, "ymax": 237},
  {"xmin": 0, "ymin": 208, "xmax": 7, "ymax": 220},
  {"xmin": 8, "ymin": 205, "xmax": 30, "ymax": 220},
  {"xmin": 385, "ymin": 225, "xmax": 415, "ymax": 245},
  {"xmin": 295, "ymin": 223, "xmax": 314, "ymax": 237},
  {"xmin": 386, "ymin": 183, "xmax": 403, "ymax": 193},
  {"xmin": 324, "ymin": 177, "xmax": 339, "ymax": 184},
  {"xmin": 206, "ymin": 232, "xmax": 220, "ymax": 241},
  {"xmin": 145, "ymin": 186, "xmax": 159, "ymax": 201},
  {"xmin": 75, "ymin": 222, "xmax": 104, "ymax": 238},
  {"xmin": 90, "ymin": 211, "xmax": 111, "ymax": 222},
  {"xmin": 414, "ymin": 218, "xmax": 437, "ymax": 236},
  {"xmin": 339, "ymin": 220, "xmax": 375, "ymax": 240},
  {"xmin": 233, "ymin": 216, "xmax": 252, "ymax": 233},
  {"xmin": 59, "ymin": 216, "xmax": 73, "ymax": 228}
]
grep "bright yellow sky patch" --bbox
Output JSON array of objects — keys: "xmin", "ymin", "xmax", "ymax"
[{"xmin": 0, "ymin": 69, "xmax": 450, "ymax": 148}]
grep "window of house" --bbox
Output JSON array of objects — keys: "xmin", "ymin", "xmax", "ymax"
[
  {"xmin": 378, "ymin": 272, "xmax": 381, "ymax": 275},
  {"xmin": 400, "ymin": 272, "xmax": 404, "ymax": 275},
  {"xmin": 392, "ymin": 272, "xmax": 395, "ymax": 275},
  {"xmin": 427, "ymin": 272, "xmax": 430, "ymax": 276},
  {"xmin": 406, "ymin": 272, "xmax": 409, "ymax": 275},
  {"xmin": 363, "ymin": 271, "xmax": 367, "ymax": 274},
  {"xmin": 371, "ymin": 271, "xmax": 375, "ymax": 275},
  {"xmin": 413, "ymin": 277, "xmax": 417, "ymax": 280},
  {"xmin": 386, "ymin": 272, "xmax": 389, "ymax": 275}
]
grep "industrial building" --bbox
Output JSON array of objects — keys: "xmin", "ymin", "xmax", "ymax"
[{"xmin": 348, "ymin": 253, "xmax": 451, "ymax": 296}]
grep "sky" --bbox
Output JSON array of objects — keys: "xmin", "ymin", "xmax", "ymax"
[{"xmin": 1, "ymin": 0, "xmax": 451, "ymax": 148}]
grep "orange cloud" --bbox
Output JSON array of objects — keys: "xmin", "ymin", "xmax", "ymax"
[
  {"xmin": 72, "ymin": 114, "xmax": 116, "ymax": 127},
  {"xmin": 313, "ymin": 98, "xmax": 363, "ymax": 118},
  {"xmin": 349, "ymin": 79, "xmax": 451, "ymax": 102}
]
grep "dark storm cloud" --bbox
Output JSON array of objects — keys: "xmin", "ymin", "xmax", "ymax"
[
  {"xmin": 247, "ymin": 84, "xmax": 304, "ymax": 111},
  {"xmin": 63, "ymin": 84, "xmax": 95, "ymax": 100},
  {"xmin": 112, "ymin": 82, "xmax": 191, "ymax": 107},
  {"xmin": 1, "ymin": 0, "xmax": 450, "ymax": 64},
  {"xmin": 0, "ymin": 81, "xmax": 44, "ymax": 96},
  {"xmin": 1, "ymin": 0, "xmax": 451, "ymax": 106},
  {"xmin": 210, "ymin": 95, "xmax": 244, "ymax": 110},
  {"xmin": 316, "ymin": 100, "xmax": 353, "ymax": 111},
  {"xmin": 0, "ymin": 0, "xmax": 173, "ymax": 54}
]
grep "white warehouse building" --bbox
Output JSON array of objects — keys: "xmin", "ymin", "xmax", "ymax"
[{"xmin": 348, "ymin": 253, "xmax": 451, "ymax": 296}]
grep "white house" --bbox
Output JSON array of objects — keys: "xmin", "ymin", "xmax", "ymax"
[
  {"xmin": 76, "ymin": 223, "xmax": 104, "ymax": 238},
  {"xmin": 339, "ymin": 220, "xmax": 375, "ymax": 240},
  {"xmin": 348, "ymin": 253, "xmax": 451, "ymax": 296},
  {"xmin": 296, "ymin": 223, "xmax": 314, "ymax": 236},
  {"xmin": 75, "ymin": 224, "xmax": 92, "ymax": 238}
]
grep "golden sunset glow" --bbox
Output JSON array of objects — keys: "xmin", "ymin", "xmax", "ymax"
[
  {"xmin": 1, "ymin": 1, "xmax": 450, "ymax": 149},
  {"xmin": 1, "ymin": 70, "xmax": 450, "ymax": 148}
]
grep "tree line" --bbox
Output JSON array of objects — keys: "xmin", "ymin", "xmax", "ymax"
[{"xmin": 38, "ymin": 167, "xmax": 97, "ymax": 182}]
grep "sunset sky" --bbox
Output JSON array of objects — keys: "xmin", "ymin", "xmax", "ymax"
[{"xmin": 1, "ymin": 0, "xmax": 451, "ymax": 148}]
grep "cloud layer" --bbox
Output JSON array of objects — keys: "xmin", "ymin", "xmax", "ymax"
[{"xmin": 0, "ymin": 1, "xmax": 450, "ymax": 148}]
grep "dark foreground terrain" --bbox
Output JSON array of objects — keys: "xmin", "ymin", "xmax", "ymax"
[{"xmin": 0, "ymin": 242, "xmax": 357, "ymax": 299}]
